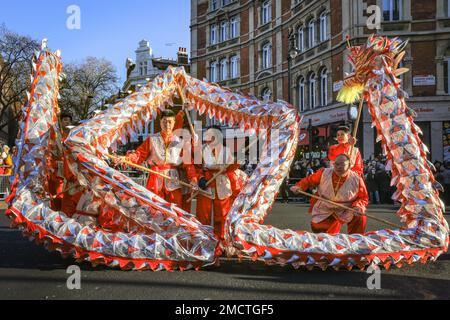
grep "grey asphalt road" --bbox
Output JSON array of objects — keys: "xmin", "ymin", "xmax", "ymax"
[{"xmin": 0, "ymin": 202, "xmax": 449, "ymax": 300}]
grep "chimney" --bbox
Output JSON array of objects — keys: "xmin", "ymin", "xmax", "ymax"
[{"xmin": 177, "ymin": 47, "xmax": 188, "ymax": 65}]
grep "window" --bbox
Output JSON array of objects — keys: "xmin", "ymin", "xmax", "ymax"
[
  {"xmin": 320, "ymin": 68, "xmax": 328, "ymax": 106},
  {"xmin": 297, "ymin": 27, "xmax": 304, "ymax": 52},
  {"xmin": 319, "ymin": 12, "xmax": 328, "ymax": 42},
  {"xmin": 261, "ymin": 87, "xmax": 272, "ymax": 101},
  {"xmin": 220, "ymin": 21, "xmax": 228, "ymax": 42},
  {"xmin": 262, "ymin": 1, "xmax": 272, "ymax": 25},
  {"xmin": 444, "ymin": 58, "xmax": 450, "ymax": 94},
  {"xmin": 210, "ymin": 62, "xmax": 218, "ymax": 82},
  {"xmin": 139, "ymin": 61, "xmax": 148, "ymax": 76},
  {"xmin": 448, "ymin": 0, "xmax": 450, "ymax": 17},
  {"xmin": 210, "ymin": 24, "xmax": 217, "ymax": 45},
  {"xmin": 211, "ymin": 0, "xmax": 218, "ymax": 11},
  {"xmin": 297, "ymin": 77, "xmax": 305, "ymax": 112},
  {"xmin": 230, "ymin": 17, "xmax": 238, "ymax": 38},
  {"xmin": 383, "ymin": 0, "xmax": 402, "ymax": 21},
  {"xmin": 222, "ymin": 0, "xmax": 232, "ymax": 6},
  {"xmin": 308, "ymin": 73, "xmax": 316, "ymax": 109},
  {"xmin": 308, "ymin": 20, "xmax": 315, "ymax": 48},
  {"xmin": 262, "ymin": 43, "xmax": 272, "ymax": 69},
  {"xmin": 230, "ymin": 55, "xmax": 239, "ymax": 78},
  {"xmin": 220, "ymin": 58, "xmax": 228, "ymax": 81}
]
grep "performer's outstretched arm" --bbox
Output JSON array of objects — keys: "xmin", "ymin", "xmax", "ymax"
[
  {"xmin": 126, "ymin": 138, "xmax": 152, "ymax": 165},
  {"xmin": 352, "ymin": 150, "xmax": 364, "ymax": 176},
  {"xmin": 292, "ymin": 168, "xmax": 324, "ymax": 192}
]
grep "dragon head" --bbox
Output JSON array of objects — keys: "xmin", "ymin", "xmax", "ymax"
[{"xmin": 337, "ymin": 35, "xmax": 409, "ymax": 104}]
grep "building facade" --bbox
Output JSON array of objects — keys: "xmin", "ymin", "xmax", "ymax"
[
  {"xmin": 117, "ymin": 40, "xmax": 190, "ymax": 136},
  {"xmin": 123, "ymin": 40, "xmax": 190, "ymax": 93},
  {"xmin": 190, "ymin": 0, "xmax": 450, "ymax": 163}
]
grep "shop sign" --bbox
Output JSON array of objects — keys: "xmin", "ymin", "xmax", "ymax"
[
  {"xmin": 303, "ymin": 151, "xmax": 328, "ymax": 159},
  {"xmin": 333, "ymin": 81, "xmax": 343, "ymax": 92},
  {"xmin": 413, "ymin": 75, "xmax": 435, "ymax": 86}
]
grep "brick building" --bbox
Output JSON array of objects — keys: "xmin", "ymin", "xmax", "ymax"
[{"xmin": 190, "ymin": 0, "xmax": 450, "ymax": 163}]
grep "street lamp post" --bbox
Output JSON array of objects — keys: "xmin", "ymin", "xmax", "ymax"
[
  {"xmin": 287, "ymin": 28, "xmax": 301, "ymax": 105},
  {"xmin": 308, "ymin": 118, "xmax": 313, "ymax": 155}
]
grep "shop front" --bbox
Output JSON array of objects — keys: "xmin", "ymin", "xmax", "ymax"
[
  {"xmin": 299, "ymin": 104, "xmax": 354, "ymax": 161},
  {"xmin": 362, "ymin": 97, "xmax": 450, "ymax": 163}
]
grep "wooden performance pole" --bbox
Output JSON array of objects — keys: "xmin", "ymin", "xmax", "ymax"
[
  {"xmin": 349, "ymin": 91, "xmax": 365, "ymax": 164},
  {"xmin": 295, "ymin": 189, "xmax": 404, "ymax": 230},
  {"xmin": 176, "ymin": 84, "xmax": 196, "ymax": 138},
  {"xmin": 187, "ymin": 137, "xmax": 259, "ymax": 202},
  {"xmin": 105, "ymin": 154, "xmax": 212, "ymax": 198}
]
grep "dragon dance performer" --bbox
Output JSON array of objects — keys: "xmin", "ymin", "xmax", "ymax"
[
  {"xmin": 328, "ymin": 126, "xmax": 363, "ymax": 176},
  {"xmin": 48, "ymin": 112, "xmax": 73, "ymax": 212},
  {"xmin": 115, "ymin": 109, "xmax": 197, "ymax": 208},
  {"xmin": 291, "ymin": 154, "xmax": 368, "ymax": 235},
  {"xmin": 172, "ymin": 110, "xmax": 196, "ymax": 213},
  {"xmin": 186, "ymin": 126, "xmax": 244, "ymax": 241}
]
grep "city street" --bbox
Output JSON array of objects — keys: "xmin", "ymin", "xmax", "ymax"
[{"xmin": 0, "ymin": 202, "xmax": 449, "ymax": 300}]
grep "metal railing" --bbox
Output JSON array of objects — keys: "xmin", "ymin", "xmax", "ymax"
[
  {"xmin": 0, "ymin": 168, "xmax": 11, "ymax": 200},
  {"xmin": 119, "ymin": 170, "xmax": 148, "ymax": 187}
]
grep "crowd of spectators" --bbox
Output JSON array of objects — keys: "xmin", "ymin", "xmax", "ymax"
[
  {"xmin": 363, "ymin": 157, "xmax": 395, "ymax": 205},
  {"xmin": 0, "ymin": 144, "xmax": 14, "ymax": 176},
  {"xmin": 434, "ymin": 160, "xmax": 450, "ymax": 207}
]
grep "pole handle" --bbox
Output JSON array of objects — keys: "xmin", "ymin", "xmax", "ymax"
[{"xmin": 295, "ymin": 189, "xmax": 404, "ymax": 230}]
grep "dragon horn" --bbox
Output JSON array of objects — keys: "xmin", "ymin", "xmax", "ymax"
[
  {"xmin": 394, "ymin": 67, "xmax": 409, "ymax": 77},
  {"xmin": 394, "ymin": 51, "xmax": 406, "ymax": 70}
]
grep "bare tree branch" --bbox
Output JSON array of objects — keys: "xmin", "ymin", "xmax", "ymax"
[
  {"xmin": 59, "ymin": 56, "xmax": 119, "ymax": 121},
  {"xmin": 0, "ymin": 25, "xmax": 40, "ymax": 133}
]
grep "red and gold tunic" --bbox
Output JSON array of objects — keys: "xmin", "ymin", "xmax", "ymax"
[{"xmin": 295, "ymin": 167, "xmax": 368, "ymax": 223}]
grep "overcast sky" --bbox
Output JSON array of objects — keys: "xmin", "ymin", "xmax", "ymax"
[{"xmin": 1, "ymin": 0, "xmax": 191, "ymax": 82}]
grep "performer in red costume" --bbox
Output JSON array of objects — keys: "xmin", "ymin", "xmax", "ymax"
[
  {"xmin": 328, "ymin": 126, "xmax": 363, "ymax": 176},
  {"xmin": 291, "ymin": 154, "xmax": 368, "ymax": 235},
  {"xmin": 48, "ymin": 112, "xmax": 73, "ymax": 212},
  {"xmin": 115, "ymin": 109, "xmax": 197, "ymax": 208},
  {"xmin": 186, "ymin": 126, "xmax": 243, "ymax": 241}
]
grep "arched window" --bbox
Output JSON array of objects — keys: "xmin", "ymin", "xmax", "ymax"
[
  {"xmin": 262, "ymin": 0, "xmax": 272, "ymax": 25},
  {"xmin": 297, "ymin": 76, "xmax": 305, "ymax": 112},
  {"xmin": 308, "ymin": 20, "xmax": 315, "ymax": 48},
  {"xmin": 211, "ymin": 0, "xmax": 218, "ymax": 11},
  {"xmin": 444, "ymin": 58, "xmax": 450, "ymax": 94},
  {"xmin": 261, "ymin": 87, "xmax": 272, "ymax": 101},
  {"xmin": 210, "ymin": 61, "xmax": 218, "ymax": 82},
  {"xmin": 220, "ymin": 58, "xmax": 228, "ymax": 81},
  {"xmin": 230, "ymin": 17, "xmax": 238, "ymax": 38},
  {"xmin": 210, "ymin": 24, "xmax": 217, "ymax": 45},
  {"xmin": 308, "ymin": 73, "xmax": 316, "ymax": 109},
  {"xmin": 220, "ymin": 21, "xmax": 228, "ymax": 42},
  {"xmin": 319, "ymin": 11, "xmax": 328, "ymax": 42},
  {"xmin": 320, "ymin": 68, "xmax": 328, "ymax": 106},
  {"xmin": 262, "ymin": 43, "xmax": 272, "ymax": 69},
  {"xmin": 230, "ymin": 55, "xmax": 239, "ymax": 78},
  {"xmin": 297, "ymin": 27, "xmax": 304, "ymax": 52}
]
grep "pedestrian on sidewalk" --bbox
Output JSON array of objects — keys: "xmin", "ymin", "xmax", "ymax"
[
  {"xmin": 365, "ymin": 167, "xmax": 380, "ymax": 204},
  {"xmin": 442, "ymin": 162, "xmax": 450, "ymax": 206}
]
